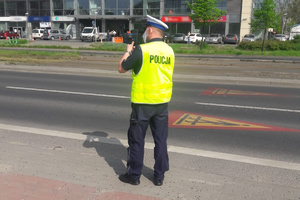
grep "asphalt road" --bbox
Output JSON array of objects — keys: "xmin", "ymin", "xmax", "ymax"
[
  {"xmin": 1, "ymin": 43, "xmax": 300, "ymax": 199},
  {"xmin": 1, "ymin": 70, "xmax": 300, "ymax": 199}
]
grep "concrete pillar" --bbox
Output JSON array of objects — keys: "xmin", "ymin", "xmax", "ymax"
[
  {"xmin": 129, "ymin": 0, "xmax": 133, "ymax": 30},
  {"xmin": 74, "ymin": 0, "xmax": 78, "ymax": 15},
  {"xmin": 225, "ymin": 15, "xmax": 229, "ymax": 35},
  {"xmin": 191, "ymin": 23, "xmax": 195, "ymax": 33},
  {"xmin": 240, "ymin": 0, "xmax": 253, "ymax": 38},
  {"xmin": 143, "ymin": 0, "xmax": 147, "ymax": 15},
  {"xmin": 160, "ymin": 0, "xmax": 164, "ymax": 18}
]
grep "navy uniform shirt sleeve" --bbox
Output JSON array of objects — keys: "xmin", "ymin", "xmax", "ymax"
[{"xmin": 121, "ymin": 45, "xmax": 143, "ymax": 74}]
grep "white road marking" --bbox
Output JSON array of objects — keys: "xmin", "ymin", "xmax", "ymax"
[
  {"xmin": 6, "ymin": 86, "xmax": 130, "ymax": 99},
  {"xmin": 1, "ymin": 123, "xmax": 300, "ymax": 171},
  {"xmin": 195, "ymin": 102, "xmax": 300, "ymax": 113}
]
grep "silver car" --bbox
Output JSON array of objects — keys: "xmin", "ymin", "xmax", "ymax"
[
  {"xmin": 173, "ymin": 33, "xmax": 186, "ymax": 43},
  {"xmin": 43, "ymin": 29, "xmax": 70, "ymax": 40},
  {"xmin": 242, "ymin": 34, "xmax": 257, "ymax": 42},
  {"xmin": 206, "ymin": 33, "xmax": 223, "ymax": 44}
]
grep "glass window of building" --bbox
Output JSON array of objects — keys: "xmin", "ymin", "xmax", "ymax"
[
  {"xmin": 217, "ymin": 0, "xmax": 227, "ymax": 11},
  {"xmin": 29, "ymin": 0, "xmax": 39, "ymax": 16},
  {"xmin": 105, "ymin": 0, "xmax": 116, "ymax": 15},
  {"xmin": 53, "ymin": 0, "xmax": 63, "ymax": 15},
  {"xmin": 64, "ymin": 0, "xmax": 75, "ymax": 15},
  {"xmin": 164, "ymin": 0, "xmax": 191, "ymax": 15},
  {"xmin": 6, "ymin": 0, "xmax": 26, "ymax": 16},
  {"xmin": 147, "ymin": 0, "xmax": 160, "ymax": 16},
  {"xmin": 6, "ymin": 0, "xmax": 15, "ymax": 16},
  {"xmin": 210, "ymin": 23, "xmax": 225, "ymax": 35},
  {"xmin": 40, "ymin": 0, "xmax": 50, "ymax": 16},
  {"xmin": 105, "ymin": 0, "xmax": 130, "ymax": 15},
  {"xmin": 0, "ymin": 0, "xmax": 4, "ymax": 17},
  {"xmin": 89, "ymin": 0, "xmax": 101, "ymax": 15},
  {"xmin": 53, "ymin": 0, "xmax": 63, "ymax": 9},
  {"xmin": 133, "ymin": 0, "xmax": 143, "ymax": 15},
  {"xmin": 117, "ymin": 0, "xmax": 130, "ymax": 15},
  {"xmin": 229, "ymin": 23, "xmax": 240, "ymax": 36},
  {"xmin": 78, "ymin": 0, "xmax": 89, "ymax": 15},
  {"xmin": 30, "ymin": 0, "xmax": 50, "ymax": 16}
]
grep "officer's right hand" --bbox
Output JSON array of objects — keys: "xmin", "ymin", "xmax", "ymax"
[{"xmin": 127, "ymin": 41, "xmax": 135, "ymax": 53}]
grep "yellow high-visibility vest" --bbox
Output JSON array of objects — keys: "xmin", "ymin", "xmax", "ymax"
[{"xmin": 131, "ymin": 41, "xmax": 175, "ymax": 104}]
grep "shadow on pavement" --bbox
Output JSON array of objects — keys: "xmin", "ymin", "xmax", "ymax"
[{"xmin": 82, "ymin": 131, "xmax": 153, "ymax": 181}]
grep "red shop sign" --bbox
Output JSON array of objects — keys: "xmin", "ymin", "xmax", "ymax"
[{"xmin": 162, "ymin": 16, "xmax": 226, "ymax": 23}]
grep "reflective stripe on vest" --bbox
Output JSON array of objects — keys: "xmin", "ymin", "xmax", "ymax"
[{"xmin": 131, "ymin": 41, "xmax": 175, "ymax": 104}]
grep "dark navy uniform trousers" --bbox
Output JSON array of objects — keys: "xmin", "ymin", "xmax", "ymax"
[{"xmin": 127, "ymin": 103, "xmax": 169, "ymax": 181}]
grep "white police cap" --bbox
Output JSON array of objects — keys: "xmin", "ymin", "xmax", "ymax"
[{"xmin": 146, "ymin": 15, "xmax": 168, "ymax": 31}]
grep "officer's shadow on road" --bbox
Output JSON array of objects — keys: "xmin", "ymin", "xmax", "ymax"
[{"xmin": 82, "ymin": 131, "xmax": 153, "ymax": 180}]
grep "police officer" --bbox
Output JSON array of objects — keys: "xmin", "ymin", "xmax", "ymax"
[{"xmin": 118, "ymin": 15, "xmax": 175, "ymax": 186}]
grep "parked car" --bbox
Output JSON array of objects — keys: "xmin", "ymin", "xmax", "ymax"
[
  {"xmin": 173, "ymin": 33, "xmax": 186, "ymax": 43},
  {"xmin": 163, "ymin": 32, "xmax": 174, "ymax": 43},
  {"xmin": 223, "ymin": 34, "xmax": 239, "ymax": 44},
  {"xmin": 242, "ymin": 34, "xmax": 257, "ymax": 42},
  {"xmin": 32, "ymin": 29, "xmax": 44, "ymax": 40},
  {"xmin": 206, "ymin": 33, "xmax": 223, "ymax": 44},
  {"xmin": 274, "ymin": 34, "xmax": 287, "ymax": 41},
  {"xmin": 184, "ymin": 33, "xmax": 205, "ymax": 43},
  {"xmin": 0, "ymin": 30, "xmax": 19, "ymax": 39},
  {"xmin": 43, "ymin": 29, "xmax": 70, "ymax": 40}
]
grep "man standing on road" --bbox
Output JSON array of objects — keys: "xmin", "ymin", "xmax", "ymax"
[{"xmin": 118, "ymin": 15, "xmax": 175, "ymax": 186}]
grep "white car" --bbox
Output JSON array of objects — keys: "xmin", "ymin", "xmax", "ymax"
[
  {"xmin": 184, "ymin": 33, "xmax": 205, "ymax": 43},
  {"xmin": 275, "ymin": 34, "xmax": 287, "ymax": 41},
  {"xmin": 31, "ymin": 29, "xmax": 44, "ymax": 40}
]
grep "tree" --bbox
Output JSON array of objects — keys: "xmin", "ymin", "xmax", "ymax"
[
  {"xmin": 187, "ymin": 0, "xmax": 226, "ymax": 50},
  {"xmin": 250, "ymin": 0, "xmax": 278, "ymax": 52},
  {"xmin": 287, "ymin": 0, "xmax": 300, "ymax": 24},
  {"xmin": 274, "ymin": 0, "xmax": 289, "ymax": 33}
]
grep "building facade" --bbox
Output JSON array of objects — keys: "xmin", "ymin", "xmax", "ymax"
[{"xmin": 0, "ymin": 0, "xmax": 254, "ymax": 39}]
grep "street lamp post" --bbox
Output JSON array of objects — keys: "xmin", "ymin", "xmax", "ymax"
[
  {"xmin": 95, "ymin": 11, "xmax": 98, "ymax": 43},
  {"xmin": 281, "ymin": 13, "xmax": 287, "ymax": 40},
  {"xmin": 25, "ymin": 13, "xmax": 29, "ymax": 40}
]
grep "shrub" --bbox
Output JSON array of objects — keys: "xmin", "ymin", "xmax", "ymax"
[
  {"xmin": 16, "ymin": 39, "xmax": 28, "ymax": 44},
  {"xmin": 195, "ymin": 40, "xmax": 208, "ymax": 48},
  {"xmin": 291, "ymin": 35, "xmax": 300, "ymax": 43},
  {"xmin": 238, "ymin": 41, "xmax": 262, "ymax": 50},
  {"xmin": 239, "ymin": 39, "xmax": 298, "ymax": 51},
  {"xmin": 266, "ymin": 41, "xmax": 280, "ymax": 51}
]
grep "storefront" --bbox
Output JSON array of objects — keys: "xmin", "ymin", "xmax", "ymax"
[
  {"xmin": 0, "ymin": 16, "xmax": 27, "ymax": 38},
  {"xmin": 162, "ymin": 15, "xmax": 228, "ymax": 36},
  {"xmin": 0, "ymin": 0, "xmax": 248, "ymax": 40},
  {"xmin": 51, "ymin": 16, "xmax": 76, "ymax": 39}
]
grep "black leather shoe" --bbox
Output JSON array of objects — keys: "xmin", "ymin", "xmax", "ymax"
[
  {"xmin": 153, "ymin": 178, "xmax": 163, "ymax": 186},
  {"xmin": 119, "ymin": 173, "xmax": 140, "ymax": 185}
]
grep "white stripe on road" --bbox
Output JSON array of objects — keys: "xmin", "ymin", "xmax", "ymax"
[
  {"xmin": 1, "ymin": 123, "xmax": 300, "ymax": 171},
  {"xmin": 195, "ymin": 102, "xmax": 300, "ymax": 113},
  {"xmin": 6, "ymin": 86, "xmax": 130, "ymax": 99}
]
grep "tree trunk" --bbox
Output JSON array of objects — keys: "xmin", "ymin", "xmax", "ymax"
[
  {"xmin": 200, "ymin": 23, "xmax": 206, "ymax": 51},
  {"xmin": 261, "ymin": 29, "xmax": 266, "ymax": 52}
]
